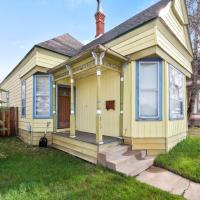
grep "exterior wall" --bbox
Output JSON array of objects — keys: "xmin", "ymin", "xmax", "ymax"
[
  {"xmin": 122, "ymin": 59, "xmax": 188, "ymax": 155},
  {"xmin": 155, "ymin": 23, "xmax": 192, "ymax": 74},
  {"xmin": 174, "ymin": 0, "xmax": 185, "ymax": 23},
  {"xmin": 0, "ymin": 47, "xmax": 68, "ymax": 145},
  {"xmin": 160, "ymin": 6, "xmax": 187, "ymax": 48},
  {"xmin": 76, "ymin": 69, "xmax": 120, "ymax": 137},
  {"xmin": 164, "ymin": 62, "xmax": 188, "ymax": 151},
  {"xmin": 106, "ymin": 21, "xmax": 157, "ymax": 56}
]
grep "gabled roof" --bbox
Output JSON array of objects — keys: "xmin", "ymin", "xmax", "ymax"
[
  {"xmin": 80, "ymin": 0, "xmax": 170, "ymax": 52},
  {"xmin": 36, "ymin": 33, "xmax": 83, "ymax": 57}
]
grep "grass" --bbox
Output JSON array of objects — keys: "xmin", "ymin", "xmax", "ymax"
[
  {"xmin": 155, "ymin": 136, "xmax": 200, "ymax": 183},
  {"xmin": 0, "ymin": 137, "xmax": 183, "ymax": 200}
]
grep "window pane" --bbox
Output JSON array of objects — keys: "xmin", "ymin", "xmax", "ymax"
[
  {"xmin": 140, "ymin": 62, "xmax": 158, "ymax": 89},
  {"xmin": 138, "ymin": 61, "xmax": 160, "ymax": 118},
  {"xmin": 169, "ymin": 65, "xmax": 184, "ymax": 119},
  {"xmin": 36, "ymin": 76, "xmax": 50, "ymax": 96},
  {"xmin": 140, "ymin": 90, "xmax": 158, "ymax": 116},
  {"xmin": 35, "ymin": 75, "xmax": 50, "ymax": 117},
  {"xmin": 21, "ymin": 80, "xmax": 26, "ymax": 116}
]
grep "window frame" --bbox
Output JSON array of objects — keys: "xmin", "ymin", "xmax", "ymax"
[
  {"xmin": 21, "ymin": 80, "xmax": 26, "ymax": 118},
  {"xmin": 136, "ymin": 58, "xmax": 163, "ymax": 121},
  {"xmin": 33, "ymin": 74, "xmax": 53, "ymax": 119},
  {"xmin": 169, "ymin": 65, "xmax": 184, "ymax": 120}
]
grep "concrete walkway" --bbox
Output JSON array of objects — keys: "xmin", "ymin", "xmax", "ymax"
[{"xmin": 136, "ymin": 167, "xmax": 200, "ymax": 200}]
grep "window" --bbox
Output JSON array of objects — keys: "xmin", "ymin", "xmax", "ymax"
[
  {"xmin": 21, "ymin": 80, "xmax": 26, "ymax": 117},
  {"xmin": 169, "ymin": 65, "xmax": 184, "ymax": 119},
  {"xmin": 33, "ymin": 74, "xmax": 52, "ymax": 118},
  {"xmin": 136, "ymin": 59, "xmax": 162, "ymax": 120}
]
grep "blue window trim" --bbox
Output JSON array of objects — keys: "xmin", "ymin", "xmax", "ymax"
[
  {"xmin": 168, "ymin": 65, "xmax": 184, "ymax": 121},
  {"xmin": 33, "ymin": 74, "xmax": 53, "ymax": 119},
  {"xmin": 21, "ymin": 80, "xmax": 26, "ymax": 118},
  {"xmin": 136, "ymin": 58, "xmax": 163, "ymax": 121}
]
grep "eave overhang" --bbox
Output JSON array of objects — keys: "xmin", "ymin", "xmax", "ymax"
[{"xmin": 49, "ymin": 44, "xmax": 129, "ymax": 74}]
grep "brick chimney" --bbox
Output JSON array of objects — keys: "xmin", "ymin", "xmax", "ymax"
[{"xmin": 95, "ymin": 0, "xmax": 105, "ymax": 38}]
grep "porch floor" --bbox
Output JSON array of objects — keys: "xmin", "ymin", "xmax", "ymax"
[{"xmin": 54, "ymin": 131, "xmax": 122, "ymax": 145}]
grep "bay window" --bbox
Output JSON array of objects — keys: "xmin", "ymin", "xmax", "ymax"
[
  {"xmin": 169, "ymin": 65, "xmax": 184, "ymax": 119},
  {"xmin": 136, "ymin": 59, "xmax": 162, "ymax": 120},
  {"xmin": 33, "ymin": 74, "xmax": 52, "ymax": 118}
]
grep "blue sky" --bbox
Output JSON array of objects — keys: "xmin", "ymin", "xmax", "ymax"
[{"xmin": 0, "ymin": 0, "xmax": 159, "ymax": 81}]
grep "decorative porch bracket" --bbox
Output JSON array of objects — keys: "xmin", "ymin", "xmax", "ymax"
[
  {"xmin": 66, "ymin": 65, "xmax": 76, "ymax": 138},
  {"xmin": 92, "ymin": 51, "xmax": 105, "ymax": 145}
]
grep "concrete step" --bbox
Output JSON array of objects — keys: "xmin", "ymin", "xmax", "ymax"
[
  {"xmin": 98, "ymin": 145, "xmax": 131, "ymax": 167},
  {"xmin": 98, "ymin": 144, "xmax": 154, "ymax": 176},
  {"xmin": 104, "ymin": 145, "xmax": 132, "ymax": 159},
  {"xmin": 107, "ymin": 154, "xmax": 136, "ymax": 170},
  {"xmin": 117, "ymin": 156, "xmax": 154, "ymax": 177}
]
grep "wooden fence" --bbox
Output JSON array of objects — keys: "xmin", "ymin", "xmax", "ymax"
[{"xmin": 0, "ymin": 107, "xmax": 18, "ymax": 137}]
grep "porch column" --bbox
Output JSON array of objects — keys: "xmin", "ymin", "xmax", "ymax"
[
  {"xmin": 66, "ymin": 65, "xmax": 76, "ymax": 138},
  {"xmin": 92, "ymin": 51, "xmax": 105, "ymax": 145},
  {"xmin": 70, "ymin": 77, "xmax": 76, "ymax": 138},
  {"xmin": 119, "ymin": 63, "xmax": 126, "ymax": 137},
  {"xmin": 52, "ymin": 80, "xmax": 57, "ymax": 133}
]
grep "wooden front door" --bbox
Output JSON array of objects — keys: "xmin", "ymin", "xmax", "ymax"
[{"xmin": 58, "ymin": 86, "xmax": 71, "ymax": 129}]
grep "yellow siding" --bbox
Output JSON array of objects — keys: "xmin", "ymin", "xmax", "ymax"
[
  {"xmin": 0, "ymin": 61, "xmax": 34, "ymax": 132},
  {"xmin": 156, "ymin": 27, "xmax": 192, "ymax": 74},
  {"xmin": 76, "ymin": 70, "xmax": 120, "ymax": 137},
  {"xmin": 20, "ymin": 55, "xmax": 37, "ymax": 78},
  {"xmin": 76, "ymin": 75, "xmax": 96, "ymax": 133},
  {"xmin": 160, "ymin": 8, "xmax": 187, "ymax": 48},
  {"xmin": 106, "ymin": 22, "xmax": 157, "ymax": 56},
  {"xmin": 174, "ymin": 0, "xmax": 185, "ymax": 23},
  {"xmin": 36, "ymin": 48, "xmax": 68, "ymax": 69}
]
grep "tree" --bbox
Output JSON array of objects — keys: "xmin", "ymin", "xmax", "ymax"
[{"xmin": 187, "ymin": 0, "xmax": 200, "ymax": 120}]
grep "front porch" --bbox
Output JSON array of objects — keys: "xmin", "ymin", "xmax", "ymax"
[
  {"xmin": 54, "ymin": 131, "xmax": 122, "ymax": 145},
  {"xmin": 52, "ymin": 131, "xmax": 122, "ymax": 164},
  {"xmin": 49, "ymin": 45, "xmax": 129, "ymax": 163}
]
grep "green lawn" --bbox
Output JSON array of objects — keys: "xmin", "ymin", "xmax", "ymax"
[
  {"xmin": 155, "ymin": 136, "xmax": 200, "ymax": 183},
  {"xmin": 0, "ymin": 138, "xmax": 183, "ymax": 200}
]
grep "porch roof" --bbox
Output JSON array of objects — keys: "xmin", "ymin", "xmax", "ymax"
[{"xmin": 48, "ymin": 44, "xmax": 129, "ymax": 74}]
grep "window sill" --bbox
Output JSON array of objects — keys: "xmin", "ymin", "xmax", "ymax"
[
  {"xmin": 169, "ymin": 117, "xmax": 184, "ymax": 121},
  {"xmin": 33, "ymin": 116, "xmax": 53, "ymax": 119},
  {"xmin": 136, "ymin": 117, "xmax": 162, "ymax": 122}
]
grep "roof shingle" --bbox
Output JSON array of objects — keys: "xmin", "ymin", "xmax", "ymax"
[{"xmin": 36, "ymin": 33, "xmax": 83, "ymax": 57}]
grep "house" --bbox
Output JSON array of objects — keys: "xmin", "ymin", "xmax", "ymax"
[{"xmin": 0, "ymin": 0, "xmax": 193, "ymax": 165}]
